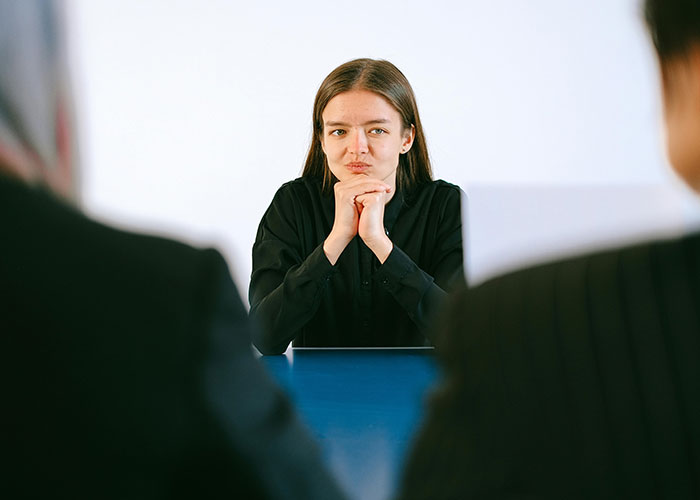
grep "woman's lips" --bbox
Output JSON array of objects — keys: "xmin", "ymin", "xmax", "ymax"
[{"xmin": 346, "ymin": 162, "xmax": 370, "ymax": 173}]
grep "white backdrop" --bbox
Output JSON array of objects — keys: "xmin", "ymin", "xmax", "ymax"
[{"xmin": 65, "ymin": 0, "xmax": 700, "ymax": 300}]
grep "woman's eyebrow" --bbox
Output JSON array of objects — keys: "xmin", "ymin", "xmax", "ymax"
[{"xmin": 325, "ymin": 118, "xmax": 391, "ymax": 127}]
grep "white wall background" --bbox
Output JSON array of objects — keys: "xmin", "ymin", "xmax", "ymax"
[{"xmin": 65, "ymin": 0, "xmax": 700, "ymax": 299}]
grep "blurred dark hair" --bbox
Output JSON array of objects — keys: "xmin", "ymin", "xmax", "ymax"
[
  {"xmin": 645, "ymin": 0, "xmax": 700, "ymax": 61},
  {"xmin": 302, "ymin": 58, "xmax": 433, "ymax": 192}
]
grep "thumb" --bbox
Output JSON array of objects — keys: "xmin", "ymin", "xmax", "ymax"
[{"xmin": 355, "ymin": 200, "xmax": 364, "ymax": 215}]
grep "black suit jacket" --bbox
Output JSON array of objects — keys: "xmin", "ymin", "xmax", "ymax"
[
  {"xmin": 400, "ymin": 234, "xmax": 700, "ymax": 499},
  {"xmin": 0, "ymin": 175, "xmax": 345, "ymax": 499}
]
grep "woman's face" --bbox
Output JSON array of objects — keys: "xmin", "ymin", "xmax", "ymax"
[
  {"xmin": 321, "ymin": 89, "xmax": 414, "ymax": 187},
  {"xmin": 661, "ymin": 48, "xmax": 700, "ymax": 192}
]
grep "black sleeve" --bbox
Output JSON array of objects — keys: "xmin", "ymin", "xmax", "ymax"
[
  {"xmin": 374, "ymin": 187, "xmax": 465, "ymax": 341},
  {"xmin": 194, "ymin": 249, "xmax": 347, "ymax": 500},
  {"xmin": 248, "ymin": 189, "xmax": 337, "ymax": 354}
]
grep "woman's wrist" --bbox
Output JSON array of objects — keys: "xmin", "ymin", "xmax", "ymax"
[
  {"xmin": 366, "ymin": 235, "xmax": 393, "ymax": 264},
  {"xmin": 323, "ymin": 230, "xmax": 352, "ymax": 265}
]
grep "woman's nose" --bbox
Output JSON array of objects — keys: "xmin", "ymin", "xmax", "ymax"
[{"xmin": 348, "ymin": 129, "xmax": 369, "ymax": 155}]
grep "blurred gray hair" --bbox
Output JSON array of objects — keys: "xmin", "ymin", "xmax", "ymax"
[{"xmin": 0, "ymin": 0, "xmax": 79, "ymax": 201}]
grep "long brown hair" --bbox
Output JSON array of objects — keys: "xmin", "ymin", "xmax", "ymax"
[{"xmin": 302, "ymin": 58, "xmax": 433, "ymax": 192}]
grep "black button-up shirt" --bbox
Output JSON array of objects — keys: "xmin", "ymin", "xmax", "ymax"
[{"xmin": 249, "ymin": 176, "xmax": 465, "ymax": 354}]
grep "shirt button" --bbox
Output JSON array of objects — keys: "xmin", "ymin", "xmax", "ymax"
[
  {"xmin": 362, "ymin": 320, "xmax": 370, "ymax": 328},
  {"xmin": 325, "ymin": 275, "xmax": 331, "ymax": 281},
  {"xmin": 382, "ymin": 278, "xmax": 389, "ymax": 285},
  {"xmin": 362, "ymin": 280, "xmax": 369, "ymax": 286}
]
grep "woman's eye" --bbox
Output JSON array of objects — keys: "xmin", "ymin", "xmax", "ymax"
[
  {"xmin": 370, "ymin": 128, "xmax": 386, "ymax": 135},
  {"xmin": 330, "ymin": 129, "xmax": 346, "ymax": 136}
]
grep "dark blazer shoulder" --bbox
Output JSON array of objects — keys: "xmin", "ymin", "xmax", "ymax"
[
  {"xmin": 404, "ymin": 231, "xmax": 700, "ymax": 500},
  {"xmin": 439, "ymin": 232, "xmax": 700, "ymax": 354},
  {"xmin": 0, "ymin": 175, "xmax": 231, "ymax": 337},
  {"xmin": 476, "ymin": 231, "xmax": 700, "ymax": 288}
]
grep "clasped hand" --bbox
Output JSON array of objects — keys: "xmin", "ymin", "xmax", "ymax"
[{"xmin": 323, "ymin": 175, "xmax": 394, "ymax": 265}]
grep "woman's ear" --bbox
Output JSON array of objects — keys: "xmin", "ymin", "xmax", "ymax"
[{"xmin": 401, "ymin": 124, "xmax": 416, "ymax": 154}]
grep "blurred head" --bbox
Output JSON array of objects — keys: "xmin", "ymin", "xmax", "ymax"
[
  {"xmin": 302, "ymin": 58, "xmax": 433, "ymax": 192},
  {"xmin": 645, "ymin": 0, "xmax": 700, "ymax": 192},
  {"xmin": 0, "ymin": 0, "xmax": 78, "ymax": 202}
]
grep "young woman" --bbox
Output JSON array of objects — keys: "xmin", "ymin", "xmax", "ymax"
[{"xmin": 249, "ymin": 58, "xmax": 465, "ymax": 354}]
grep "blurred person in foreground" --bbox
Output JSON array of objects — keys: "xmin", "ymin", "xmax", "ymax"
[
  {"xmin": 0, "ymin": 1, "xmax": 345, "ymax": 499},
  {"xmin": 398, "ymin": 0, "xmax": 700, "ymax": 498}
]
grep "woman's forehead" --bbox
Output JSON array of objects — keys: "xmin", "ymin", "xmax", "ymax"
[{"xmin": 322, "ymin": 89, "xmax": 401, "ymax": 125}]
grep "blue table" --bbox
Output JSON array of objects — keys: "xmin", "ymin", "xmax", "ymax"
[{"xmin": 261, "ymin": 348, "xmax": 439, "ymax": 500}]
